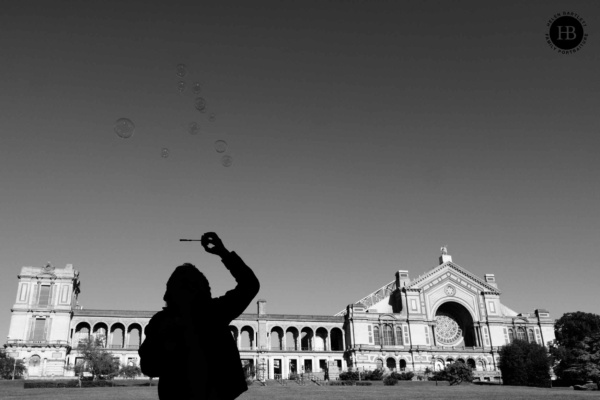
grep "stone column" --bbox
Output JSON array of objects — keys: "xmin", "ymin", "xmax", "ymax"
[
  {"xmin": 282, "ymin": 330, "xmax": 286, "ymax": 351},
  {"xmin": 326, "ymin": 329, "xmax": 331, "ymax": 351}
]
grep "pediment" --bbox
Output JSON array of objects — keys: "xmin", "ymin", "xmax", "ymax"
[{"xmin": 406, "ymin": 262, "xmax": 500, "ymax": 295}]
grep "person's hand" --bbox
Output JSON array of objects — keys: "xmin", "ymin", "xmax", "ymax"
[{"xmin": 201, "ymin": 232, "xmax": 229, "ymax": 257}]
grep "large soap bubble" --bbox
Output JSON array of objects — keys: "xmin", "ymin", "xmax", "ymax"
[
  {"xmin": 214, "ymin": 140, "xmax": 227, "ymax": 153},
  {"xmin": 176, "ymin": 64, "xmax": 187, "ymax": 78},
  {"xmin": 192, "ymin": 82, "xmax": 202, "ymax": 94},
  {"xmin": 188, "ymin": 122, "xmax": 200, "ymax": 135},
  {"xmin": 177, "ymin": 81, "xmax": 186, "ymax": 93},
  {"xmin": 221, "ymin": 155, "xmax": 233, "ymax": 167},
  {"xmin": 194, "ymin": 97, "xmax": 206, "ymax": 112},
  {"xmin": 161, "ymin": 148, "xmax": 169, "ymax": 158},
  {"xmin": 114, "ymin": 118, "xmax": 135, "ymax": 139}
]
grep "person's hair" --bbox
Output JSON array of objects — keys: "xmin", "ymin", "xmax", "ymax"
[{"xmin": 163, "ymin": 263, "xmax": 211, "ymax": 309}]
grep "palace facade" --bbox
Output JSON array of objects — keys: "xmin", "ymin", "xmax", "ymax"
[{"xmin": 4, "ymin": 250, "xmax": 556, "ymax": 381}]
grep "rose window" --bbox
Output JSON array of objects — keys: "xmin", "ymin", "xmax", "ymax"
[{"xmin": 435, "ymin": 315, "xmax": 463, "ymax": 345}]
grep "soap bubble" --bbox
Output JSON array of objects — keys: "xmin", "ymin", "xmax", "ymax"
[
  {"xmin": 208, "ymin": 113, "xmax": 216, "ymax": 122},
  {"xmin": 177, "ymin": 81, "xmax": 186, "ymax": 93},
  {"xmin": 176, "ymin": 64, "xmax": 187, "ymax": 78},
  {"xmin": 194, "ymin": 97, "xmax": 206, "ymax": 112},
  {"xmin": 214, "ymin": 140, "xmax": 227, "ymax": 153},
  {"xmin": 188, "ymin": 122, "xmax": 200, "ymax": 135},
  {"xmin": 114, "ymin": 118, "xmax": 135, "ymax": 139},
  {"xmin": 221, "ymin": 155, "xmax": 233, "ymax": 167},
  {"xmin": 161, "ymin": 148, "xmax": 169, "ymax": 158},
  {"xmin": 192, "ymin": 82, "xmax": 202, "ymax": 94}
]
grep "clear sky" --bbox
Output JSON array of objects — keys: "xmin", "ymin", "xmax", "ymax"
[{"xmin": 1, "ymin": 1, "xmax": 599, "ymax": 344}]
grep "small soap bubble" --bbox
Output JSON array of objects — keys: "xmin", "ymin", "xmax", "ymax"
[
  {"xmin": 208, "ymin": 113, "xmax": 216, "ymax": 122},
  {"xmin": 188, "ymin": 122, "xmax": 200, "ymax": 135},
  {"xmin": 114, "ymin": 118, "xmax": 135, "ymax": 139},
  {"xmin": 176, "ymin": 64, "xmax": 187, "ymax": 78},
  {"xmin": 177, "ymin": 81, "xmax": 186, "ymax": 93},
  {"xmin": 194, "ymin": 97, "xmax": 206, "ymax": 112},
  {"xmin": 221, "ymin": 155, "xmax": 233, "ymax": 167},
  {"xmin": 214, "ymin": 140, "xmax": 227, "ymax": 153},
  {"xmin": 161, "ymin": 148, "xmax": 169, "ymax": 158},
  {"xmin": 191, "ymin": 82, "xmax": 202, "ymax": 94}
]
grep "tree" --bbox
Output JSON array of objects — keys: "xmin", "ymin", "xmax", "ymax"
[
  {"xmin": 551, "ymin": 312, "xmax": 600, "ymax": 385},
  {"xmin": 555, "ymin": 312, "xmax": 600, "ymax": 348},
  {"xmin": 76, "ymin": 336, "xmax": 120, "ymax": 380},
  {"xmin": 498, "ymin": 340, "xmax": 551, "ymax": 387},
  {"xmin": 0, "ymin": 350, "xmax": 26, "ymax": 379}
]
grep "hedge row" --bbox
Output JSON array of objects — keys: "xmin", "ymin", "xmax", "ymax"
[
  {"xmin": 24, "ymin": 380, "xmax": 158, "ymax": 389},
  {"xmin": 328, "ymin": 381, "xmax": 372, "ymax": 386}
]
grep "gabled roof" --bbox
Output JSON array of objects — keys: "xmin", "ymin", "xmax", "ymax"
[
  {"xmin": 406, "ymin": 261, "xmax": 500, "ymax": 294},
  {"xmin": 334, "ymin": 260, "xmax": 501, "ymax": 316}
]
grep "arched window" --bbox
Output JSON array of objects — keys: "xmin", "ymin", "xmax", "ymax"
[
  {"xmin": 373, "ymin": 326, "xmax": 381, "ymax": 346},
  {"xmin": 127, "ymin": 325, "xmax": 141, "ymax": 348},
  {"xmin": 330, "ymin": 328, "xmax": 343, "ymax": 351},
  {"xmin": 240, "ymin": 327, "xmax": 254, "ymax": 350},
  {"xmin": 399, "ymin": 359, "xmax": 407, "ymax": 371},
  {"xmin": 315, "ymin": 328, "xmax": 328, "ymax": 351},
  {"xmin": 383, "ymin": 325, "xmax": 394, "ymax": 346},
  {"xmin": 527, "ymin": 329, "xmax": 535, "ymax": 343},
  {"xmin": 395, "ymin": 326, "xmax": 402, "ymax": 345},
  {"xmin": 286, "ymin": 328, "xmax": 299, "ymax": 351},
  {"xmin": 508, "ymin": 329, "xmax": 514, "ymax": 343},
  {"xmin": 270, "ymin": 328, "xmax": 283, "ymax": 350},
  {"xmin": 467, "ymin": 359, "xmax": 476, "ymax": 369},
  {"xmin": 516, "ymin": 327, "xmax": 526, "ymax": 341},
  {"xmin": 110, "ymin": 325, "xmax": 124, "ymax": 348},
  {"xmin": 386, "ymin": 357, "xmax": 396, "ymax": 371},
  {"xmin": 301, "ymin": 328, "xmax": 313, "ymax": 350}
]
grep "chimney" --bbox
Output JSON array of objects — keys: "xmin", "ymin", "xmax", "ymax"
[
  {"xmin": 257, "ymin": 299, "xmax": 266, "ymax": 316},
  {"xmin": 395, "ymin": 270, "xmax": 410, "ymax": 288},
  {"xmin": 484, "ymin": 274, "xmax": 497, "ymax": 288}
]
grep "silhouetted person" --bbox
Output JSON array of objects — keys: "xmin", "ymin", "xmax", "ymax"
[{"xmin": 139, "ymin": 232, "xmax": 260, "ymax": 400}]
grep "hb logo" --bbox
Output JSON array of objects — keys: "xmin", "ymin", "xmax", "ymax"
[
  {"xmin": 556, "ymin": 26, "xmax": 577, "ymax": 40},
  {"xmin": 549, "ymin": 16, "xmax": 584, "ymax": 50}
]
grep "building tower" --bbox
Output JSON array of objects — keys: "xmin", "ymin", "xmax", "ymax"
[{"xmin": 5, "ymin": 262, "xmax": 80, "ymax": 377}]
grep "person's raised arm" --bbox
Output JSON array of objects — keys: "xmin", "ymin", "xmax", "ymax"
[{"xmin": 201, "ymin": 232, "xmax": 260, "ymax": 323}]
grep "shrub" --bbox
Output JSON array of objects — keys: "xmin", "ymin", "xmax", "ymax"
[
  {"xmin": 288, "ymin": 372, "xmax": 300, "ymax": 381},
  {"xmin": 361, "ymin": 368, "xmax": 383, "ymax": 381},
  {"xmin": 355, "ymin": 381, "xmax": 372, "ymax": 386},
  {"xmin": 119, "ymin": 364, "xmax": 142, "ymax": 379},
  {"xmin": 498, "ymin": 340, "xmax": 552, "ymax": 387},
  {"xmin": 391, "ymin": 371, "xmax": 414, "ymax": 380},
  {"xmin": 339, "ymin": 371, "xmax": 359, "ymax": 381},
  {"xmin": 383, "ymin": 375, "xmax": 398, "ymax": 386},
  {"xmin": 445, "ymin": 362, "xmax": 474, "ymax": 385}
]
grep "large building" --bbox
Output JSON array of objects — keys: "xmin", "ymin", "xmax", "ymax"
[{"xmin": 4, "ymin": 249, "xmax": 556, "ymax": 381}]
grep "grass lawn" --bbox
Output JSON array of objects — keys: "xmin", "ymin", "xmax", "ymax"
[{"xmin": 1, "ymin": 380, "xmax": 597, "ymax": 399}]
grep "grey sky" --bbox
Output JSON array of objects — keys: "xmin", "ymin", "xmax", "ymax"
[{"xmin": 1, "ymin": 0, "xmax": 599, "ymax": 342}]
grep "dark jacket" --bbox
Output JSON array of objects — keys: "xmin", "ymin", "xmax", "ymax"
[{"xmin": 139, "ymin": 251, "xmax": 260, "ymax": 400}]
